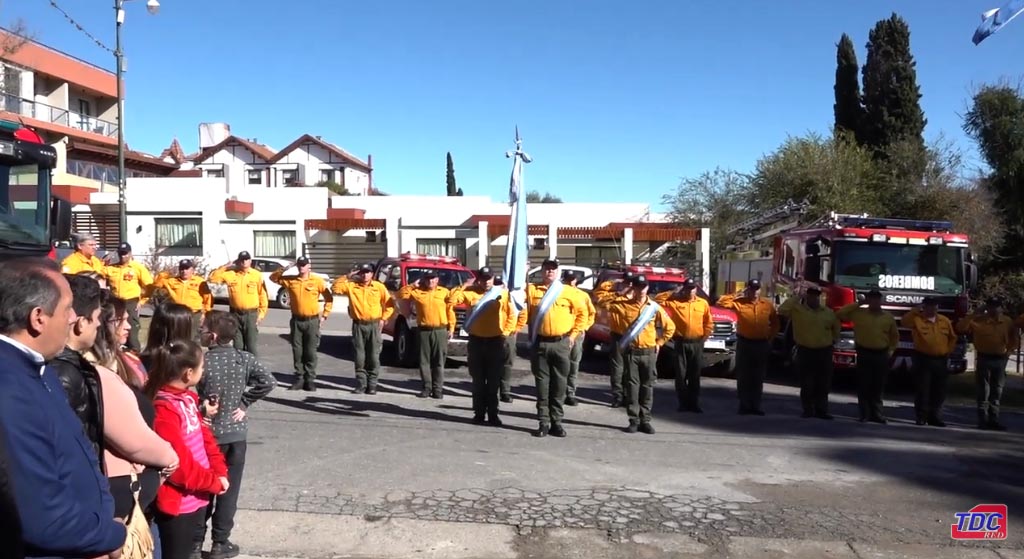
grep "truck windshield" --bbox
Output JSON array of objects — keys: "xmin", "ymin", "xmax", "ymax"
[
  {"xmin": 834, "ymin": 241, "xmax": 965, "ymax": 295},
  {"xmin": 0, "ymin": 162, "xmax": 50, "ymax": 247}
]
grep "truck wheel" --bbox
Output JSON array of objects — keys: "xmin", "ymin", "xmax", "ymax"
[
  {"xmin": 394, "ymin": 321, "xmax": 417, "ymax": 368},
  {"xmin": 276, "ymin": 288, "xmax": 290, "ymax": 308}
]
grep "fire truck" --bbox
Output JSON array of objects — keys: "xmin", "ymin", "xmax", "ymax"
[
  {"xmin": 724, "ymin": 203, "xmax": 978, "ymax": 374},
  {"xmin": 0, "ymin": 119, "xmax": 72, "ymax": 261},
  {"xmin": 374, "ymin": 252, "xmax": 475, "ymax": 367},
  {"xmin": 584, "ymin": 264, "xmax": 739, "ymax": 376}
]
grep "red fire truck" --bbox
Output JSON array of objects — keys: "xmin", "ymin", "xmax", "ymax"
[
  {"xmin": 0, "ymin": 119, "xmax": 71, "ymax": 261},
  {"xmin": 374, "ymin": 252, "xmax": 475, "ymax": 366},
  {"xmin": 732, "ymin": 209, "xmax": 978, "ymax": 374}
]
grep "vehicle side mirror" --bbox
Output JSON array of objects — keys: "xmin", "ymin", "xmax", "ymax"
[
  {"xmin": 965, "ymin": 263, "xmax": 978, "ymax": 290},
  {"xmin": 51, "ymin": 197, "xmax": 72, "ymax": 244}
]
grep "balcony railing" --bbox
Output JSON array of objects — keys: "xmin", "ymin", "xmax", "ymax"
[{"xmin": 0, "ymin": 93, "xmax": 119, "ymax": 139}]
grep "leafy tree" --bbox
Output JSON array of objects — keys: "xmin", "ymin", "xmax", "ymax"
[
  {"xmin": 315, "ymin": 180, "xmax": 350, "ymax": 196},
  {"xmin": 526, "ymin": 190, "xmax": 562, "ymax": 203},
  {"xmin": 445, "ymin": 152, "xmax": 463, "ymax": 196},
  {"xmin": 663, "ymin": 168, "xmax": 753, "ymax": 275},
  {"xmin": 860, "ymin": 14, "xmax": 927, "ymax": 175},
  {"xmin": 834, "ymin": 33, "xmax": 864, "ymax": 140}
]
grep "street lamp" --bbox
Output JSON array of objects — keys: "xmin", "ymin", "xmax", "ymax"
[{"xmin": 115, "ymin": 0, "xmax": 159, "ymax": 243}]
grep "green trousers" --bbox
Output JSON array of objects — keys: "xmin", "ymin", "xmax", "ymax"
[
  {"xmin": 352, "ymin": 320, "xmax": 382, "ymax": 389},
  {"xmin": 468, "ymin": 335, "xmax": 505, "ymax": 418},
  {"xmin": 797, "ymin": 346, "xmax": 833, "ymax": 415},
  {"xmin": 736, "ymin": 337, "xmax": 770, "ymax": 412},
  {"xmin": 566, "ymin": 335, "xmax": 583, "ymax": 398},
  {"xmin": 125, "ymin": 297, "xmax": 142, "ymax": 352},
  {"xmin": 418, "ymin": 327, "xmax": 448, "ymax": 394},
  {"xmin": 855, "ymin": 346, "xmax": 889, "ymax": 420},
  {"xmin": 190, "ymin": 311, "xmax": 202, "ymax": 341},
  {"xmin": 609, "ymin": 333, "xmax": 624, "ymax": 399},
  {"xmin": 673, "ymin": 339, "xmax": 704, "ymax": 408},
  {"xmin": 913, "ymin": 352, "xmax": 949, "ymax": 421},
  {"xmin": 501, "ymin": 335, "xmax": 515, "ymax": 398},
  {"xmin": 530, "ymin": 337, "xmax": 571, "ymax": 426},
  {"xmin": 232, "ymin": 309, "xmax": 259, "ymax": 356},
  {"xmin": 624, "ymin": 346, "xmax": 657, "ymax": 424},
  {"xmin": 976, "ymin": 354, "xmax": 1008, "ymax": 423},
  {"xmin": 291, "ymin": 316, "xmax": 321, "ymax": 382}
]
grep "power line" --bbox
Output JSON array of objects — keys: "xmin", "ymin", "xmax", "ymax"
[{"xmin": 45, "ymin": 0, "xmax": 112, "ymax": 54}]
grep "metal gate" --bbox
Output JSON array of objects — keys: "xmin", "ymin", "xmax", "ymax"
[
  {"xmin": 303, "ymin": 239, "xmax": 387, "ymax": 277},
  {"xmin": 71, "ymin": 212, "xmax": 119, "ymax": 249}
]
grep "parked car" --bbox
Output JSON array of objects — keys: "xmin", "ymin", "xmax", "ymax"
[
  {"xmin": 527, "ymin": 264, "xmax": 596, "ymax": 291},
  {"xmin": 209, "ymin": 257, "xmax": 331, "ymax": 308}
]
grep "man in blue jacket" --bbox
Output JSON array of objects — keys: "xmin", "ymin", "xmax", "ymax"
[{"xmin": 0, "ymin": 258, "xmax": 126, "ymax": 558}]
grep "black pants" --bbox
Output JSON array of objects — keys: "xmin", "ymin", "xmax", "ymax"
[
  {"xmin": 125, "ymin": 297, "xmax": 142, "ymax": 352},
  {"xmin": 291, "ymin": 316, "xmax": 321, "ymax": 383},
  {"xmin": 418, "ymin": 327, "xmax": 448, "ymax": 394},
  {"xmin": 976, "ymin": 353, "xmax": 1008, "ymax": 423},
  {"xmin": 232, "ymin": 309, "xmax": 259, "ymax": 356},
  {"xmin": 468, "ymin": 335, "xmax": 505, "ymax": 418},
  {"xmin": 856, "ymin": 347, "xmax": 889, "ymax": 420},
  {"xmin": 913, "ymin": 352, "xmax": 950, "ymax": 421},
  {"xmin": 195, "ymin": 441, "xmax": 247, "ymax": 546},
  {"xmin": 673, "ymin": 339, "xmax": 704, "ymax": 408},
  {"xmin": 609, "ymin": 333, "xmax": 624, "ymax": 399},
  {"xmin": 500, "ymin": 335, "xmax": 515, "ymax": 398},
  {"xmin": 797, "ymin": 346, "xmax": 833, "ymax": 415},
  {"xmin": 736, "ymin": 337, "xmax": 770, "ymax": 412},
  {"xmin": 530, "ymin": 337, "xmax": 571, "ymax": 426},
  {"xmin": 190, "ymin": 311, "xmax": 203, "ymax": 340},
  {"xmin": 157, "ymin": 509, "xmax": 204, "ymax": 559}
]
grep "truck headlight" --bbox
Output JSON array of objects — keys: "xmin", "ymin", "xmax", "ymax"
[{"xmin": 834, "ymin": 332, "xmax": 856, "ymax": 351}]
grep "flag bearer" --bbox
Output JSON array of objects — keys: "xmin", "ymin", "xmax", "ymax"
[
  {"xmin": 399, "ymin": 270, "xmax": 455, "ymax": 399},
  {"xmin": 332, "ymin": 263, "xmax": 394, "ymax": 394},
  {"xmin": 102, "ymin": 242, "xmax": 154, "ymax": 352},
  {"xmin": 957, "ymin": 298, "xmax": 1018, "ymax": 431},
  {"xmin": 518, "ymin": 259, "xmax": 587, "ymax": 438},
  {"xmin": 152, "ymin": 259, "xmax": 214, "ymax": 338},
  {"xmin": 716, "ymin": 279, "xmax": 779, "ymax": 415},
  {"xmin": 778, "ymin": 286, "xmax": 840, "ymax": 420},
  {"xmin": 494, "ymin": 274, "xmax": 516, "ymax": 403},
  {"xmin": 836, "ymin": 289, "xmax": 899, "ymax": 423},
  {"xmin": 599, "ymin": 275, "xmax": 674, "ymax": 433},
  {"xmin": 592, "ymin": 271, "xmax": 636, "ymax": 407},
  {"xmin": 271, "ymin": 257, "xmax": 334, "ymax": 392},
  {"xmin": 654, "ymin": 278, "xmax": 713, "ymax": 412},
  {"xmin": 901, "ymin": 297, "xmax": 958, "ymax": 427},
  {"xmin": 448, "ymin": 267, "xmax": 519, "ymax": 425},
  {"xmin": 562, "ymin": 270, "xmax": 596, "ymax": 406},
  {"xmin": 208, "ymin": 251, "xmax": 269, "ymax": 356}
]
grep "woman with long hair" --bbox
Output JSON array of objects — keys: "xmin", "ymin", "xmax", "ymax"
[{"xmin": 142, "ymin": 303, "xmax": 196, "ymax": 371}]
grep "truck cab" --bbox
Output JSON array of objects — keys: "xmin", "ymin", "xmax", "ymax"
[
  {"xmin": 585, "ymin": 265, "xmax": 739, "ymax": 375},
  {"xmin": 374, "ymin": 252, "xmax": 475, "ymax": 367}
]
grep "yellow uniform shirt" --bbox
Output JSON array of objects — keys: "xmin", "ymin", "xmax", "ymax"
[
  {"xmin": 398, "ymin": 284, "xmax": 455, "ymax": 331},
  {"xmin": 447, "ymin": 286, "xmax": 519, "ymax": 338},
  {"xmin": 331, "ymin": 277, "xmax": 395, "ymax": 322},
  {"xmin": 900, "ymin": 309, "xmax": 957, "ymax": 357},
  {"xmin": 565, "ymin": 285, "xmax": 597, "ymax": 332},
  {"xmin": 835, "ymin": 304, "xmax": 899, "ymax": 352},
  {"xmin": 520, "ymin": 283, "xmax": 587, "ymax": 339},
  {"xmin": 61, "ymin": 252, "xmax": 107, "ymax": 275},
  {"xmin": 715, "ymin": 292, "xmax": 780, "ymax": 341},
  {"xmin": 270, "ymin": 270, "xmax": 334, "ymax": 318},
  {"xmin": 593, "ymin": 281, "xmax": 632, "ymax": 334},
  {"xmin": 957, "ymin": 314, "xmax": 1019, "ymax": 356},
  {"xmin": 653, "ymin": 292, "xmax": 713, "ymax": 340},
  {"xmin": 208, "ymin": 266, "xmax": 269, "ymax": 319},
  {"xmin": 599, "ymin": 296, "xmax": 675, "ymax": 349},
  {"xmin": 778, "ymin": 297, "xmax": 840, "ymax": 349},
  {"xmin": 103, "ymin": 261, "xmax": 154, "ymax": 301},
  {"xmin": 152, "ymin": 272, "xmax": 213, "ymax": 313}
]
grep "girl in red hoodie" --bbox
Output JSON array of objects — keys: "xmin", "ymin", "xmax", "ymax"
[{"xmin": 146, "ymin": 340, "xmax": 228, "ymax": 559}]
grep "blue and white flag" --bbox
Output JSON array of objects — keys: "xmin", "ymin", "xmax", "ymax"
[
  {"xmin": 462, "ymin": 285, "xmax": 504, "ymax": 333},
  {"xmin": 503, "ymin": 127, "xmax": 532, "ymax": 314},
  {"xmin": 530, "ymin": 280, "xmax": 564, "ymax": 345},
  {"xmin": 619, "ymin": 301, "xmax": 662, "ymax": 349},
  {"xmin": 973, "ymin": 0, "xmax": 1024, "ymax": 44}
]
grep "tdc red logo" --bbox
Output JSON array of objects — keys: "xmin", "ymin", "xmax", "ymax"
[{"xmin": 951, "ymin": 504, "xmax": 1007, "ymax": 540}]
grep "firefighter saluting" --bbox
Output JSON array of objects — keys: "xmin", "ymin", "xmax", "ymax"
[
  {"xmin": 592, "ymin": 270, "xmax": 636, "ymax": 408},
  {"xmin": 901, "ymin": 297, "xmax": 958, "ymax": 427},
  {"xmin": 716, "ymin": 279, "xmax": 779, "ymax": 416},
  {"xmin": 332, "ymin": 263, "xmax": 395, "ymax": 394},
  {"xmin": 271, "ymin": 256, "xmax": 334, "ymax": 392},
  {"xmin": 778, "ymin": 286, "xmax": 840, "ymax": 420},
  {"xmin": 398, "ymin": 270, "xmax": 455, "ymax": 399},
  {"xmin": 654, "ymin": 278, "xmax": 712, "ymax": 413},
  {"xmin": 836, "ymin": 289, "xmax": 898, "ymax": 423},
  {"xmin": 957, "ymin": 298, "xmax": 1019, "ymax": 431}
]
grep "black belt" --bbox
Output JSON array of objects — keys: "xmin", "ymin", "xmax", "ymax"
[
  {"xmin": 353, "ymin": 318, "xmax": 381, "ymax": 325},
  {"xmin": 673, "ymin": 337, "xmax": 703, "ymax": 343},
  {"xmin": 231, "ymin": 308, "xmax": 258, "ymax": 314},
  {"xmin": 737, "ymin": 335, "xmax": 770, "ymax": 343},
  {"xmin": 625, "ymin": 346, "xmax": 658, "ymax": 354},
  {"xmin": 419, "ymin": 325, "xmax": 448, "ymax": 331},
  {"xmin": 856, "ymin": 345, "xmax": 888, "ymax": 353},
  {"xmin": 978, "ymin": 352, "xmax": 1010, "ymax": 360},
  {"xmin": 470, "ymin": 334, "xmax": 504, "ymax": 341},
  {"xmin": 293, "ymin": 314, "xmax": 319, "ymax": 321},
  {"xmin": 536, "ymin": 334, "xmax": 568, "ymax": 343},
  {"xmin": 797, "ymin": 345, "xmax": 833, "ymax": 352}
]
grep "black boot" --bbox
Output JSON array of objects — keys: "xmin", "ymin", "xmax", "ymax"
[
  {"xmin": 288, "ymin": 376, "xmax": 304, "ymax": 391},
  {"xmin": 303, "ymin": 378, "xmax": 316, "ymax": 392},
  {"xmin": 209, "ymin": 540, "xmax": 241, "ymax": 559},
  {"xmin": 533, "ymin": 424, "xmax": 549, "ymax": 437}
]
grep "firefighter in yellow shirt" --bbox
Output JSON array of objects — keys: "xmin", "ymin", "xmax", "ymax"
[
  {"xmin": 561, "ymin": 270, "xmax": 596, "ymax": 407},
  {"xmin": 597, "ymin": 275, "xmax": 674, "ymax": 434},
  {"xmin": 957, "ymin": 298, "xmax": 1019, "ymax": 431},
  {"xmin": 271, "ymin": 257, "xmax": 334, "ymax": 392},
  {"xmin": 836, "ymin": 289, "xmax": 899, "ymax": 423},
  {"xmin": 151, "ymin": 259, "xmax": 212, "ymax": 337},
  {"xmin": 494, "ymin": 274, "xmax": 517, "ymax": 403},
  {"xmin": 654, "ymin": 278, "xmax": 713, "ymax": 413},
  {"xmin": 398, "ymin": 270, "xmax": 456, "ymax": 399},
  {"xmin": 517, "ymin": 259, "xmax": 587, "ymax": 438},
  {"xmin": 332, "ymin": 263, "xmax": 395, "ymax": 394},
  {"xmin": 778, "ymin": 286, "xmax": 840, "ymax": 420},
  {"xmin": 208, "ymin": 251, "xmax": 269, "ymax": 356},
  {"xmin": 901, "ymin": 297, "xmax": 958, "ymax": 427},
  {"xmin": 61, "ymin": 232, "xmax": 107, "ymax": 276},
  {"xmin": 102, "ymin": 243, "xmax": 154, "ymax": 352},
  {"xmin": 716, "ymin": 278, "xmax": 780, "ymax": 415},
  {"xmin": 592, "ymin": 271, "xmax": 636, "ymax": 408},
  {"xmin": 448, "ymin": 267, "xmax": 519, "ymax": 425}
]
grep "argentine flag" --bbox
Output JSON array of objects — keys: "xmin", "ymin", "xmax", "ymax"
[
  {"xmin": 503, "ymin": 127, "xmax": 531, "ymax": 313},
  {"xmin": 973, "ymin": 0, "xmax": 1024, "ymax": 45}
]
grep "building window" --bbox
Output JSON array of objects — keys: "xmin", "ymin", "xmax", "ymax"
[
  {"xmin": 416, "ymin": 239, "xmax": 466, "ymax": 264},
  {"xmin": 247, "ymin": 169, "xmax": 262, "ymax": 185},
  {"xmin": 254, "ymin": 230, "xmax": 296, "ymax": 259},
  {"xmin": 205, "ymin": 168, "xmax": 225, "ymax": 179},
  {"xmin": 78, "ymin": 99, "xmax": 91, "ymax": 116},
  {"xmin": 575, "ymin": 246, "xmax": 622, "ymax": 266},
  {"xmin": 320, "ymin": 169, "xmax": 334, "ymax": 184},
  {"xmin": 281, "ymin": 169, "xmax": 298, "ymax": 185},
  {"xmin": 155, "ymin": 218, "xmax": 202, "ymax": 256}
]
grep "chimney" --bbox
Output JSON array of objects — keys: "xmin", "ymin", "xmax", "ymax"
[{"xmin": 367, "ymin": 154, "xmax": 373, "ymax": 191}]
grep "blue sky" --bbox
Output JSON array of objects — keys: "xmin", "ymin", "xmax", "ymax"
[{"xmin": 6, "ymin": 0, "xmax": 1023, "ymax": 206}]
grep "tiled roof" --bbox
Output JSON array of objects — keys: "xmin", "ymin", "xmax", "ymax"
[
  {"xmin": 159, "ymin": 138, "xmax": 187, "ymax": 164},
  {"xmin": 268, "ymin": 134, "xmax": 371, "ymax": 171},
  {"xmin": 191, "ymin": 135, "xmax": 276, "ymax": 164}
]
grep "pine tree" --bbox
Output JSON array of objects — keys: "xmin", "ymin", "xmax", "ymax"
[
  {"xmin": 860, "ymin": 14, "xmax": 927, "ymax": 160},
  {"xmin": 833, "ymin": 33, "xmax": 864, "ymax": 140},
  {"xmin": 445, "ymin": 152, "xmax": 463, "ymax": 196}
]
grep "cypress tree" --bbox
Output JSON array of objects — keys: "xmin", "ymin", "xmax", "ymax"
[{"xmin": 833, "ymin": 33, "xmax": 864, "ymax": 140}]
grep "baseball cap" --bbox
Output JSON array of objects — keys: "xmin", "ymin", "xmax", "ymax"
[
  {"xmin": 296, "ymin": 256, "xmax": 310, "ymax": 267},
  {"xmin": 476, "ymin": 267, "xmax": 493, "ymax": 278},
  {"xmin": 357, "ymin": 263, "xmax": 374, "ymax": 273},
  {"xmin": 561, "ymin": 269, "xmax": 577, "ymax": 282},
  {"xmin": 622, "ymin": 271, "xmax": 636, "ymax": 281},
  {"xmin": 746, "ymin": 279, "xmax": 762, "ymax": 290},
  {"xmin": 494, "ymin": 274, "xmax": 505, "ymax": 286},
  {"xmin": 922, "ymin": 296, "xmax": 938, "ymax": 306},
  {"xmin": 117, "ymin": 242, "xmax": 132, "ymax": 255},
  {"xmin": 631, "ymin": 274, "xmax": 649, "ymax": 287},
  {"xmin": 681, "ymin": 278, "xmax": 697, "ymax": 290},
  {"xmin": 541, "ymin": 258, "xmax": 559, "ymax": 269},
  {"xmin": 866, "ymin": 288, "xmax": 883, "ymax": 298},
  {"xmin": 237, "ymin": 251, "xmax": 252, "ymax": 261},
  {"xmin": 178, "ymin": 259, "xmax": 195, "ymax": 270},
  {"xmin": 422, "ymin": 270, "xmax": 438, "ymax": 279}
]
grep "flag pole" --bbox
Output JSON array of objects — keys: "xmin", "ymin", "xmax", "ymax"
[{"xmin": 504, "ymin": 126, "xmax": 532, "ymax": 313}]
